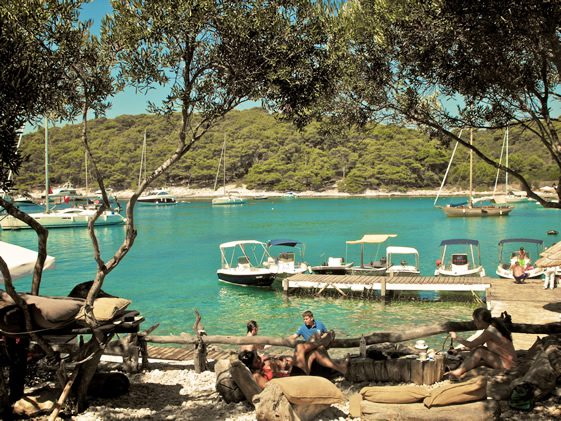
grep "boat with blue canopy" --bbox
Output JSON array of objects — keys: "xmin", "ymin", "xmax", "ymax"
[
  {"xmin": 266, "ymin": 239, "xmax": 309, "ymax": 278},
  {"xmin": 434, "ymin": 239, "xmax": 485, "ymax": 277}
]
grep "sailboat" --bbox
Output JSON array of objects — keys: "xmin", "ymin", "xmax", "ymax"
[
  {"xmin": 490, "ymin": 126, "xmax": 528, "ymax": 204},
  {"xmin": 437, "ymin": 128, "xmax": 513, "ymax": 217},
  {"xmin": 137, "ymin": 129, "xmax": 176, "ymax": 205},
  {"xmin": 212, "ymin": 135, "xmax": 246, "ymax": 206},
  {"xmin": 0, "ymin": 118, "xmax": 125, "ymax": 230}
]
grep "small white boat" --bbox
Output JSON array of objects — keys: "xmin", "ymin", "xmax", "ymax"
[
  {"xmin": 266, "ymin": 239, "xmax": 308, "ymax": 278},
  {"xmin": 346, "ymin": 234, "xmax": 397, "ymax": 276},
  {"xmin": 434, "ymin": 239, "xmax": 485, "ymax": 277},
  {"xmin": 310, "ymin": 257, "xmax": 353, "ymax": 275},
  {"xmin": 496, "ymin": 238, "xmax": 545, "ymax": 279},
  {"xmin": 217, "ymin": 240, "xmax": 277, "ymax": 287},
  {"xmin": 0, "ymin": 207, "xmax": 125, "ymax": 230},
  {"xmin": 212, "ymin": 194, "xmax": 246, "ymax": 206},
  {"xmin": 138, "ymin": 189, "xmax": 176, "ymax": 205},
  {"xmin": 386, "ymin": 246, "xmax": 420, "ymax": 276}
]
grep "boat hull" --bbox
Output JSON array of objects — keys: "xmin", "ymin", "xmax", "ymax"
[
  {"xmin": 138, "ymin": 198, "xmax": 176, "ymax": 205},
  {"xmin": 0, "ymin": 212, "xmax": 125, "ymax": 230},
  {"xmin": 435, "ymin": 267, "xmax": 486, "ymax": 277},
  {"xmin": 496, "ymin": 265, "xmax": 545, "ymax": 280},
  {"xmin": 349, "ymin": 266, "xmax": 387, "ymax": 276},
  {"xmin": 442, "ymin": 205, "xmax": 513, "ymax": 217},
  {"xmin": 310, "ymin": 265, "xmax": 351, "ymax": 275},
  {"xmin": 217, "ymin": 271, "xmax": 276, "ymax": 287},
  {"xmin": 212, "ymin": 196, "xmax": 246, "ymax": 205}
]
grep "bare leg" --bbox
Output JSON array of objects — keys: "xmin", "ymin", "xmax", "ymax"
[
  {"xmin": 293, "ymin": 342, "xmax": 319, "ymax": 373},
  {"xmin": 305, "ymin": 349, "xmax": 347, "ymax": 375},
  {"xmin": 450, "ymin": 347, "xmax": 503, "ymax": 377}
]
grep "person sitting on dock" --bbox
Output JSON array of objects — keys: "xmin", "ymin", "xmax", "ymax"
[
  {"xmin": 446, "ymin": 308, "xmax": 516, "ymax": 379},
  {"xmin": 238, "ymin": 338, "xmax": 347, "ymax": 388},
  {"xmin": 511, "ymin": 261, "xmax": 528, "ymax": 284}
]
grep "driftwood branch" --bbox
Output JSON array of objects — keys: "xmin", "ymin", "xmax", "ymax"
[{"xmin": 144, "ymin": 321, "xmax": 561, "ymax": 349}]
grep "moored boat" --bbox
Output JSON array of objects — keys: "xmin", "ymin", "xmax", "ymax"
[
  {"xmin": 434, "ymin": 239, "xmax": 485, "ymax": 277},
  {"xmin": 386, "ymin": 246, "xmax": 420, "ymax": 276},
  {"xmin": 217, "ymin": 240, "xmax": 277, "ymax": 287},
  {"xmin": 0, "ymin": 207, "xmax": 125, "ymax": 230},
  {"xmin": 346, "ymin": 234, "xmax": 397, "ymax": 276},
  {"xmin": 266, "ymin": 239, "xmax": 309, "ymax": 278},
  {"xmin": 496, "ymin": 238, "xmax": 545, "ymax": 279},
  {"xmin": 138, "ymin": 189, "xmax": 176, "ymax": 205},
  {"xmin": 212, "ymin": 194, "xmax": 246, "ymax": 205},
  {"xmin": 310, "ymin": 257, "xmax": 353, "ymax": 275}
]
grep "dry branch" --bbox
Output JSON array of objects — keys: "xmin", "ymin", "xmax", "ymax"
[{"xmin": 144, "ymin": 321, "xmax": 561, "ymax": 349}]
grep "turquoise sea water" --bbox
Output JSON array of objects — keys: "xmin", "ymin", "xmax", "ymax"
[{"xmin": 1, "ymin": 197, "xmax": 559, "ymax": 349}]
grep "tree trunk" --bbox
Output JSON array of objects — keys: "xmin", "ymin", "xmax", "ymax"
[{"xmin": 144, "ymin": 321, "xmax": 561, "ymax": 349}]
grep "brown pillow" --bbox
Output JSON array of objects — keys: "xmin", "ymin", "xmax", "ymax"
[
  {"xmin": 268, "ymin": 376, "xmax": 344, "ymax": 405},
  {"xmin": 424, "ymin": 375, "xmax": 487, "ymax": 408},
  {"xmin": 76, "ymin": 297, "xmax": 131, "ymax": 322},
  {"xmin": 360, "ymin": 385, "xmax": 430, "ymax": 404},
  {"xmin": 20, "ymin": 294, "xmax": 84, "ymax": 329}
]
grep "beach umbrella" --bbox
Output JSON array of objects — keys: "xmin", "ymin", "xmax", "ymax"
[
  {"xmin": 0, "ymin": 241, "xmax": 56, "ymax": 282},
  {"xmin": 540, "ymin": 241, "xmax": 561, "ymax": 257}
]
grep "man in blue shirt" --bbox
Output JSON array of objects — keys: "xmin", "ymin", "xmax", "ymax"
[
  {"xmin": 292, "ymin": 310, "xmax": 328, "ymax": 341},
  {"xmin": 290, "ymin": 310, "xmax": 338, "ymax": 373}
]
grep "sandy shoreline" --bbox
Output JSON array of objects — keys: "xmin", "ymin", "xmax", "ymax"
[{"xmin": 74, "ymin": 185, "xmax": 495, "ymax": 201}]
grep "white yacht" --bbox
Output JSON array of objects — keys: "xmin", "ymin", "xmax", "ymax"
[
  {"xmin": 138, "ymin": 189, "xmax": 177, "ymax": 205},
  {"xmin": 0, "ymin": 207, "xmax": 125, "ymax": 230}
]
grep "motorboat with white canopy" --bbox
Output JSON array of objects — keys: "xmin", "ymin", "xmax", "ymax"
[
  {"xmin": 434, "ymin": 239, "xmax": 485, "ymax": 277},
  {"xmin": 496, "ymin": 238, "xmax": 545, "ymax": 279},
  {"xmin": 386, "ymin": 246, "xmax": 420, "ymax": 276},
  {"xmin": 217, "ymin": 240, "xmax": 277, "ymax": 287},
  {"xmin": 346, "ymin": 234, "xmax": 397, "ymax": 276}
]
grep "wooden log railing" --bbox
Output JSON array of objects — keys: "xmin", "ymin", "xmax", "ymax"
[{"xmin": 143, "ymin": 321, "xmax": 561, "ymax": 349}]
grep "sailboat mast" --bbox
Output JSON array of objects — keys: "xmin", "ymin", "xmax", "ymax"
[
  {"xmin": 44, "ymin": 117, "xmax": 50, "ymax": 213},
  {"xmin": 223, "ymin": 134, "xmax": 227, "ymax": 195},
  {"xmin": 138, "ymin": 129, "xmax": 147, "ymax": 187},
  {"xmin": 468, "ymin": 127, "xmax": 473, "ymax": 207},
  {"xmin": 505, "ymin": 125, "xmax": 509, "ymax": 195},
  {"xmin": 85, "ymin": 150, "xmax": 88, "ymax": 194},
  {"xmin": 213, "ymin": 136, "xmax": 225, "ymax": 191}
]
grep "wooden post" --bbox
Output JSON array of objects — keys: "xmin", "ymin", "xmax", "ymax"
[
  {"xmin": 380, "ymin": 278, "xmax": 386, "ymax": 298},
  {"xmin": 282, "ymin": 278, "xmax": 289, "ymax": 297}
]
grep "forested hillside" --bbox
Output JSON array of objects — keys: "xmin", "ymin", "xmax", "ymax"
[{"xmin": 14, "ymin": 108, "xmax": 557, "ymax": 193}]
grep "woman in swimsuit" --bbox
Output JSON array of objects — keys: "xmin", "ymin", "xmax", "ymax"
[
  {"xmin": 239, "ymin": 337, "xmax": 347, "ymax": 388},
  {"xmin": 448, "ymin": 307, "xmax": 516, "ymax": 378}
]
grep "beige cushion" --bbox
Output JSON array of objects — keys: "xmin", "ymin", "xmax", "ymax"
[
  {"xmin": 76, "ymin": 297, "xmax": 131, "ymax": 322},
  {"xmin": 230, "ymin": 360, "xmax": 262, "ymax": 404},
  {"xmin": 360, "ymin": 385, "xmax": 430, "ymax": 404},
  {"xmin": 21, "ymin": 294, "xmax": 84, "ymax": 329},
  {"xmin": 424, "ymin": 376, "xmax": 487, "ymax": 408},
  {"xmin": 268, "ymin": 376, "xmax": 344, "ymax": 405}
]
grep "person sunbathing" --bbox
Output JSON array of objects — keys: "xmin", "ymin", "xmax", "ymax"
[
  {"xmin": 239, "ymin": 337, "xmax": 347, "ymax": 388},
  {"xmin": 447, "ymin": 308, "xmax": 516, "ymax": 379}
]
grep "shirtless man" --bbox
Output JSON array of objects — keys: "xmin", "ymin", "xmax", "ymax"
[{"xmin": 447, "ymin": 308, "xmax": 516, "ymax": 379}]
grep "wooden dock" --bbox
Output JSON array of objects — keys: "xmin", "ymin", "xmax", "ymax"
[
  {"xmin": 487, "ymin": 278, "xmax": 561, "ymax": 350},
  {"xmin": 282, "ymin": 274, "xmax": 491, "ymax": 297},
  {"xmin": 121, "ymin": 276, "xmax": 560, "ymax": 362}
]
